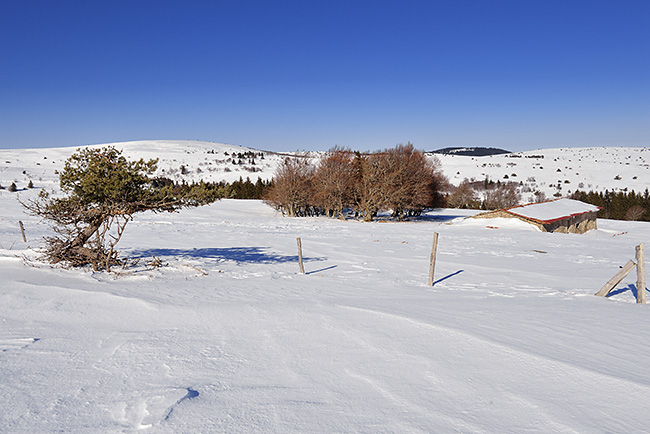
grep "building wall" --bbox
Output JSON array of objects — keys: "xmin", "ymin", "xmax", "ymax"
[
  {"xmin": 473, "ymin": 210, "xmax": 597, "ymax": 234},
  {"xmin": 543, "ymin": 211, "xmax": 597, "ymax": 234}
]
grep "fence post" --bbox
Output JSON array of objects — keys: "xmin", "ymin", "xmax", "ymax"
[
  {"xmin": 297, "ymin": 237, "xmax": 305, "ymax": 274},
  {"xmin": 428, "ymin": 232, "xmax": 439, "ymax": 286},
  {"xmin": 595, "ymin": 259, "xmax": 637, "ymax": 297},
  {"xmin": 637, "ymin": 243, "xmax": 646, "ymax": 304},
  {"xmin": 19, "ymin": 221, "xmax": 26, "ymax": 242}
]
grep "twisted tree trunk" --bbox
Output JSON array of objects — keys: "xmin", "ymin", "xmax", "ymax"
[{"xmin": 69, "ymin": 218, "xmax": 104, "ymax": 250}]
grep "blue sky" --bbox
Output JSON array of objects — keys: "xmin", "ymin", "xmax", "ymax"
[{"xmin": 1, "ymin": 0, "xmax": 648, "ymax": 151}]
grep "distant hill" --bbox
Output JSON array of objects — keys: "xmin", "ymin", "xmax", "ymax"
[
  {"xmin": 2, "ymin": 140, "xmax": 649, "ymax": 206},
  {"xmin": 435, "ymin": 146, "xmax": 650, "ymax": 203},
  {"xmin": 432, "ymin": 147, "xmax": 511, "ymax": 156}
]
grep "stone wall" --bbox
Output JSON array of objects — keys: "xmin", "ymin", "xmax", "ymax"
[{"xmin": 543, "ymin": 211, "xmax": 597, "ymax": 234}]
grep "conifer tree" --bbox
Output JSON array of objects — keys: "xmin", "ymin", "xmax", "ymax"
[{"xmin": 23, "ymin": 146, "xmax": 220, "ymax": 271}]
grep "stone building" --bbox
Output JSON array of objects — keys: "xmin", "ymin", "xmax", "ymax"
[{"xmin": 473, "ymin": 198, "xmax": 600, "ymax": 233}]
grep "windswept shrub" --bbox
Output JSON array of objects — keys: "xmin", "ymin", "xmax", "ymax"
[{"xmin": 23, "ymin": 146, "xmax": 220, "ymax": 271}]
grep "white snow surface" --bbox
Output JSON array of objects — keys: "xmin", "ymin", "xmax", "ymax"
[
  {"xmin": 2, "ymin": 140, "xmax": 650, "ymax": 202},
  {"xmin": 506, "ymin": 198, "xmax": 601, "ymax": 222},
  {"xmin": 1, "ymin": 141, "xmax": 650, "ymax": 433},
  {"xmin": 435, "ymin": 146, "xmax": 650, "ymax": 200},
  {"xmin": 0, "ymin": 140, "xmax": 291, "ymax": 190}
]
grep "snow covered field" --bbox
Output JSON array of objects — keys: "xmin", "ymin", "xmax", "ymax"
[
  {"xmin": 2, "ymin": 142, "xmax": 650, "ymax": 433},
  {"xmin": 2, "ymin": 188, "xmax": 650, "ymax": 432},
  {"xmin": 2, "ymin": 140, "xmax": 649, "ymax": 201},
  {"xmin": 436, "ymin": 146, "xmax": 650, "ymax": 202}
]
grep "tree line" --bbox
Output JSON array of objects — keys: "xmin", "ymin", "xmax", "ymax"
[
  {"xmin": 570, "ymin": 189, "xmax": 650, "ymax": 221},
  {"xmin": 213, "ymin": 177, "xmax": 273, "ymax": 199},
  {"xmin": 264, "ymin": 144, "xmax": 447, "ymax": 221}
]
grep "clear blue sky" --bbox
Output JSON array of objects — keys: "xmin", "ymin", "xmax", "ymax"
[{"xmin": 1, "ymin": 0, "xmax": 648, "ymax": 151}]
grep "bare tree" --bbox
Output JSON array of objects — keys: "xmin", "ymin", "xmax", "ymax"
[
  {"xmin": 267, "ymin": 144, "xmax": 448, "ymax": 221},
  {"xmin": 312, "ymin": 147, "xmax": 355, "ymax": 219},
  {"xmin": 380, "ymin": 144, "xmax": 446, "ymax": 219},
  {"xmin": 264, "ymin": 155, "xmax": 315, "ymax": 217},
  {"xmin": 533, "ymin": 190, "xmax": 548, "ymax": 203},
  {"xmin": 448, "ymin": 180, "xmax": 479, "ymax": 209},
  {"xmin": 351, "ymin": 152, "xmax": 385, "ymax": 221},
  {"xmin": 484, "ymin": 182, "xmax": 521, "ymax": 210},
  {"xmin": 625, "ymin": 205, "xmax": 646, "ymax": 221}
]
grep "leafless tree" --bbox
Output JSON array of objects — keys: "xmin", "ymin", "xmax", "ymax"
[
  {"xmin": 312, "ymin": 147, "xmax": 355, "ymax": 219},
  {"xmin": 448, "ymin": 179, "xmax": 480, "ymax": 209},
  {"xmin": 264, "ymin": 155, "xmax": 315, "ymax": 217},
  {"xmin": 484, "ymin": 182, "xmax": 521, "ymax": 209},
  {"xmin": 268, "ymin": 144, "xmax": 448, "ymax": 221},
  {"xmin": 350, "ymin": 152, "xmax": 383, "ymax": 221},
  {"xmin": 625, "ymin": 205, "xmax": 646, "ymax": 221},
  {"xmin": 379, "ymin": 144, "xmax": 447, "ymax": 219},
  {"xmin": 533, "ymin": 190, "xmax": 548, "ymax": 203}
]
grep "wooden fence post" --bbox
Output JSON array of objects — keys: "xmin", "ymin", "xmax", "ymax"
[
  {"xmin": 428, "ymin": 232, "xmax": 439, "ymax": 286},
  {"xmin": 19, "ymin": 221, "xmax": 26, "ymax": 242},
  {"xmin": 636, "ymin": 243, "xmax": 646, "ymax": 304},
  {"xmin": 595, "ymin": 259, "xmax": 637, "ymax": 297},
  {"xmin": 297, "ymin": 237, "xmax": 305, "ymax": 274}
]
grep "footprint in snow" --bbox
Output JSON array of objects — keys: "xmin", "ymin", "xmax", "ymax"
[{"xmin": 131, "ymin": 387, "xmax": 200, "ymax": 429}]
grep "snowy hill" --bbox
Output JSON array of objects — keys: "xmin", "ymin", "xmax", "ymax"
[
  {"xmin": 0, "ymin": 140, "xmax": 291, "ymax": 193},
  {"xmin": 2, "ymin": 141, "xmax": 649, "ymax": 203},
  {"xmin": 1, "ymin": 143, "xmax": 650, "ymax": 431},
  {"xmin": 431, "ymin": 146, "xmax": 511, "ymax": 156},
  {"xmin": 434, "ymin": 146, "xmax": 650, "ymax": 202}
]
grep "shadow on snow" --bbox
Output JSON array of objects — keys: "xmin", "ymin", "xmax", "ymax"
[
  {"xmin": 130, "ymin": 247, "xmax": 326, "ymax": 265},
  {"xmin": 433, "ymin": 269, "xmax": 464, "ymax": 286},
  {"xmin": 365, "ymin": 213, "xmax": 467, "ymax": 223},
  {"xmin": 306, "ymin": 265, "xmax": 338, "ymax": 275},
  {"xmin": 607, "ymin": 284, "xmax": 649, "ymax": 299},
  {"xmin": 413, "ymin": 214, "xmax": 469, "ymax": 223}
]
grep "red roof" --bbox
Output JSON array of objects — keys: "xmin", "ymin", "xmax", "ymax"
[{"xmin": 503, "ymin": 198, "xmax": 601, "ymax": 224}]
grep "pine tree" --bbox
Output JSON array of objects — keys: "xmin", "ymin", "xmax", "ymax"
[{"xmin": 23, "ymin": 147, "xmax": 220, "ymax": 271}]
